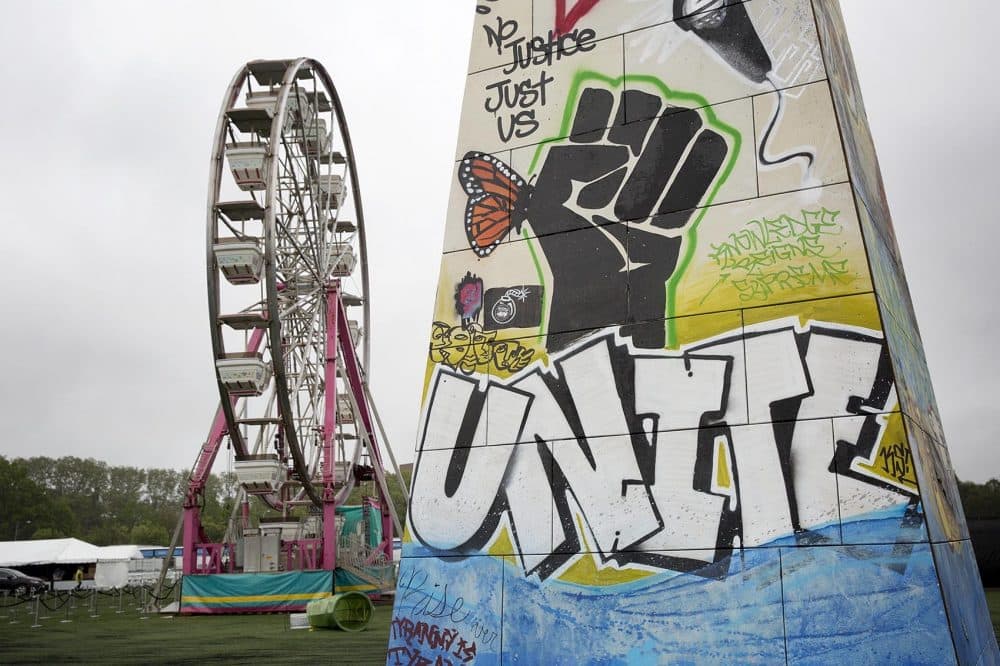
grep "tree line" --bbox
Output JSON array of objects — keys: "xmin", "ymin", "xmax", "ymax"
[
  {"xmin": 0, "ymin": 455, "xmax": 411, "ymax": 546},
  {"xmin": 3, "ymin": 453, "xmax": 997, "ymax": 546},
  {"xmin": 957, "ymin": 479, "xmax": 1000, "ymax": 521}
]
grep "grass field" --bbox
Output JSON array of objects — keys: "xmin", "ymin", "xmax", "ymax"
[
  {"xmin": 1, "ymin": 587, "xmax": 998, "ymax": 663},
  {"xmin": 0, "ymin": 588, "xmax": 392, "ymax": 664}
]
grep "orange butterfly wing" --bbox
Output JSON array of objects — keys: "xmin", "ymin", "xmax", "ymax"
[{"xmin": 459, "ymin": 152, "xmax": 530, "ymax": 257}]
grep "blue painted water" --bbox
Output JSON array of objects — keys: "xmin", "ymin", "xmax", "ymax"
[{"xmin": 390, "ymin": 506, "xmax": 956, "ymax": 664}]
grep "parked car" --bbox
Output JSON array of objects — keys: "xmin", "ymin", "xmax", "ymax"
[{"xmin": 0, "ymin": 568, "xmax": 47, "ymax": 596}]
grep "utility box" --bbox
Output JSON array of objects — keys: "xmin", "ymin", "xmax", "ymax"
[
  {"xmin": 261, "ymin": 527, "xmax": 281, "ymax": 572},
  {"xmin": 242, "ymin": 529, "xmax": 262, "ymax": 573}
]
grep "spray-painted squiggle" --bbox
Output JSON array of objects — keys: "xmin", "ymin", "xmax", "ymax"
[{"xmin": 759, "ymin": 76, "xmax": 817, "ymax": 175}]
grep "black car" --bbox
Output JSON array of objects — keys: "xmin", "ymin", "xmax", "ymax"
[{"xmin": 0, "ymin": 568, "xmax": 47, "ymax": 596}]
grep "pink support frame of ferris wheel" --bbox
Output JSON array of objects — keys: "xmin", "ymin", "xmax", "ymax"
[{"xmin": 181, "ymin": 285, "xmax": 393, "ymax": 575}]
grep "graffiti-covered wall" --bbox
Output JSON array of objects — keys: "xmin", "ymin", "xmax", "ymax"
[{"xmin": 389, "ymin": 1, "xmax": 998, "ymax": 664}]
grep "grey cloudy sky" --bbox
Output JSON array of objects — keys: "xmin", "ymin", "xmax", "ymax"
[{"xmin": 0, "ymin": 1, "xmax": 996, "ymax": 483}]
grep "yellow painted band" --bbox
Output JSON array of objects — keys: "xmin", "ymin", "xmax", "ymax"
[{"xmin": 182, "ymin": 592, "xmax": 330, "ymax": 603}]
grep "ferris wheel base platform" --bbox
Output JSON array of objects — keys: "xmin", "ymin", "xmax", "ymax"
[
  {"xmin": 178, "ymin": 568, "xmax": 390, "ymax": 615},
  {"xmin": 179, "ymin": 570, "xmax": 334, "ymax": 615}
]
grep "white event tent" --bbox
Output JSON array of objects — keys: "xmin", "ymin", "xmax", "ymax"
[
  {"xmin": 0, "ymin": 539, "xmax": 147, "ymax": 589},
  {"xmin": 0, "ymin": 538, "xmax": 99, "ymax": 567}
]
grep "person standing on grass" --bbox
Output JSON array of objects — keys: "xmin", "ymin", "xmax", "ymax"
[{"xmin": 74, "ymin": 566, "xmax": 83, "ymax": 590}]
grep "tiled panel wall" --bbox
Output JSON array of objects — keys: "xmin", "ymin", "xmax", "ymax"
[{"xmin": 388, "ymin": 2, "xmax": 996, "ymax": 664}]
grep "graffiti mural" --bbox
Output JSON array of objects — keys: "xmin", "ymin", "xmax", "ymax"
[
  {"xmin": 412, "ymin": 318, "xmax": 921, "ymax": 576},
  {"xmin": 392, "ymin": 0, "xmax": 998, "ymax": 663}
]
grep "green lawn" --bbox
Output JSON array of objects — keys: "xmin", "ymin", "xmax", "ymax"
[
  {"xmin": 2, "ymin": 588, "xmax": 998, "ymax": 664},
  {"xmin": 0, "ymin": 589, "xmax": 392, "ymax": 664}
]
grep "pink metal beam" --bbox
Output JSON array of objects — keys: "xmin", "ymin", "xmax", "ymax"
[
  {"xmin": 334, "ymin": 293, "xmax": 392, "ymax": 556},
  {"xmin": 321, "ymin": 285, "xmax": 340, "ymax": 570},
  {"xmin": 335, "ymin": 296, "xmax": 382, "ymax": 468}
]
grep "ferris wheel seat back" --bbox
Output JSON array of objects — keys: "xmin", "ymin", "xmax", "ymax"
[
  {"xmin": 216, "ymin": 352, "xmax": 271, "ymax": 396},
  {"xmin": 217, "ymin": 311, "xmax": 269, "ymax": 331},
  {"xmin": 318, "ymin": 151, "xmax": 346, "ymax": 166},
  {"xmin": 234, "ymin": 455, "xmax": 285, "ymax": 493},
  {"xmin": 341, "ymin": 292, "xmax": 363, "ymax": 307},
  {"xmin": 337, "ymin": 394, "xmax": 354, "ymax": 422},
  {"xmin": 216, "ymin": 200, "xmax": 265, "ymax": 222},
  {"xmin": 329, "ymin": 242, "xmax": 356, "ymax": 277},
  {"xmin": 328, "ymin": 218, "xmax": 355, "ymax": 233},
  {"xmin": 245, "ymin": 86, "xmax": 312, "ymax": 129},
  {"xmin": 300, "ymin": 118, "xmax": 330, "ymax": 157},
  {"xmin": 225, "ymin": 108, "xmax": 273, "ymax": 134},
  {"xmin": 246, "ymin": 59, "xmax": 314, "ymax": 87},
  {"xmin": 225, "ymin": 142, "xmax": 268, "ymax": 191},
  {"xmin": 213, "ymin": 238, "xmax": 264, "ymax": 285},
  {"xmin": 303, "ymin": 90, "xmax": 332, "ymax": 113},
  {"xmin": 314, "ymin": 175, "xmax": 344, "ymax": 210}
]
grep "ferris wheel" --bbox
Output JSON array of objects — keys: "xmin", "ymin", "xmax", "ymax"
[
  {"xmin": 206, "ymin": 56, "xmax": 373, "ymax": 510},
  {"xmin": 177, "ymin": 58, "xmax": 403, "ymax": 580}
]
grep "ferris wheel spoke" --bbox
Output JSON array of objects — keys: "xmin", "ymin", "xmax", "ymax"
[
  {"xmin": 277, "ymin": 136, "xmax": 320, "ymax": 219},
  {"xmin": 275, "ymin": 161, "xmax": 322, "ymax": 270},
  {"xmin": 274, "ymin": 225, "xmax": 323, "ymax": 286}
]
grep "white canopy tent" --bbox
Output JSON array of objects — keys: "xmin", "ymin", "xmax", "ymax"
[
  {"xmin": 0, "ymin": 540, "xmax": 154, "ymax": 589},
  {"xmin": 96, "ymin": 545, "xmax": 143, "ymax": 562},
  {"xmin": 0, "ymin": 538, "xmax": 99, "ymax": 567}
]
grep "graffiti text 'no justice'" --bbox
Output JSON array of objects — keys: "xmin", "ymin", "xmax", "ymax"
[{"xmin": 482, "ymin": 15, "xmax": 597, "ymax": 142}]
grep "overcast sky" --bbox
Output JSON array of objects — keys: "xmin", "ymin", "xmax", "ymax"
[{"xmin": 0, "ymin": 1, "xmax": 996, "ymax": 483}]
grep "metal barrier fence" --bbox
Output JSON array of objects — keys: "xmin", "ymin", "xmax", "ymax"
[{"xmin": 1, "ymin": 580, "xmax": 181, "ymax": 630}]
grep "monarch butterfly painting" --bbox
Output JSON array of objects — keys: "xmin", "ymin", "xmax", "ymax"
[{"xmin": 459, "ymin": 151, "xmax": 533, "ymax": 257}]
